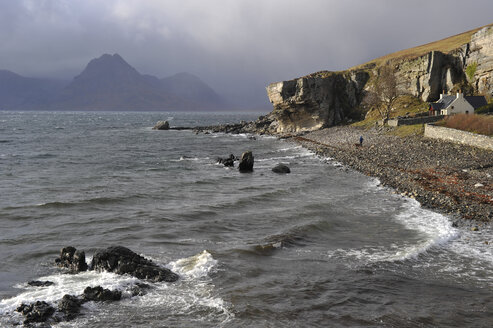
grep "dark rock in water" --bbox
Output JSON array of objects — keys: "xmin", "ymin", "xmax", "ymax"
[
  {"xmin": 28, "ymin": 280, "xmax": 55, "ymax": 287},
  {"xmin": 217, "ymin": 154, "xmax": 236, "ymax": 167},
  {"xmin": 57, "ymin": 294, "xmax": 83, "ymax": 321},
  {"xmin": 272, "ymin": 164, "xmax": 291, "ymax": 174},
  {"xmin": 91, "ymin": 246, "xmax": 179, "ymax": 282},
  {"xmin": 238, "ymin": 151, "xmax": 254, "ymax": 173},
  {"xmin": 130, "ymin": 282, "xmax": 151, "ymax": 297},
  {"xmin": 55, "ymin": 246, "xmax": 88, "ymax": 272},
  {"xmin": 83, "ymin": 286, "xmax": 122, "ymax": 302},
  {"xmin": 152, "ymin": 120, "xmax": 170, "ymax": 130},
  {"xmin": 16, "ymin": 301, "xmax": 55, "ymax": 324}
]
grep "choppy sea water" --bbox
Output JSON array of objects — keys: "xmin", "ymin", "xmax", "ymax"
[{"xmin": 0, "ymin": 111, "xmax": 492, "ymax": 327}]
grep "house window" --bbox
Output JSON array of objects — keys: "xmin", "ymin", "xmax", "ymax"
[{"xmin": 451, "ymin": 106, "xmax": 454, "ymax": 109}]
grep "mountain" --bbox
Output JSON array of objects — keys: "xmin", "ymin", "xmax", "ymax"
[
  {"xmin": 0, "ymin": 70, "xmax": 67, "ymax": 110},
  {"xmin": 161, "ymin": 72, "xmax": 225, "ymax": 107},
  {"xmin": 265, "ymin": 23, "xmax": 493, "ymax": 133},
  {"xmin": 0, "ymin": 53, "xmax": 227, "ymax": 111}
]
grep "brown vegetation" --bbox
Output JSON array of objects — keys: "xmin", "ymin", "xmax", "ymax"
[{"xmin": 439, "ymin": 114, "xmax": 493, "ymax": 136}]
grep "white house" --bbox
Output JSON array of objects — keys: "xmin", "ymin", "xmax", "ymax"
[{"xmin": 429, "ymin": 92, "xmax": 487, "ymax": 116}]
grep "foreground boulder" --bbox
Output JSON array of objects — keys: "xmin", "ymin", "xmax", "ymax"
[
  {"xmin": 238, "ymin": 151, "xmax": 254, "ymax": 173},
  {"xmin": 272, "ymin": 164, "xmax": 291, "ymax": 174},
  {"xmin": 91, "ymin": 246, "xmax": 179, "ymax": 282},
  {"xmin": 57, "ymin": 294, "xmax": 83, "ymax": 321},
  {"xmin": 17, "ymin": 301, "xmax": 55, "ymax": 325},
  {"xmin": 55, "ymin": 246, "xmax": 88, "ymax": 272},
  {"xmin": 152, "ymin": 120, "xmax": 170, "ymax": 130}
]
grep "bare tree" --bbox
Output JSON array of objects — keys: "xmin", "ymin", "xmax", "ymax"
[{"xmin": 363, "ymin": 65, "xmax": 399, "ymax": 121}]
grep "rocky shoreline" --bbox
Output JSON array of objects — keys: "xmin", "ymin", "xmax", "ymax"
[{"xmin": 195, "ymin": 121, "xmax": 493, "ymax": 226}]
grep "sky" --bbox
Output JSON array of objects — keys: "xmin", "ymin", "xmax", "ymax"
[{"xmin": 1, "ymin": 0, "xmax": 493, "ymax": 109}]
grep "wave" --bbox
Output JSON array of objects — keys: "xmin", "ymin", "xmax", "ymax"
[
  {"xmin": 0, "ymin": 250, "xmax": 233, "ymax": 326},
  {"xmin": 37, "ymin": 195, "xmax": 145, "ymax": 208},
  {"xmin": 325, "ymin": 198, "xmax": 459, "ymax": 265},
  {"xmin": 168, "ymin": 250, "xmax": 218, "ymax": 280}
]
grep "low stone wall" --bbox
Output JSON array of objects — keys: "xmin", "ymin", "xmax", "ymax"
[
  {"xmin": 424, "ymin": 124, "xmax": 493, "ymax": 150},
  {"xmin": 387, "ymin": 115, "xmax": 444, "ymax": 127}
]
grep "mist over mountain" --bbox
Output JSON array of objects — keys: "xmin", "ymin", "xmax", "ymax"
[{"xmin": 0, "ymin": 54, "xmax": 227, "ymax": 111}]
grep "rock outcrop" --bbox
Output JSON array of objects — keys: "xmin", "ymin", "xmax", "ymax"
[
  {"xmin": 266, "ymin": 71, "xmax": 369, "ymax": 133},
  {"xmin": 238, "ymin": 151, "xmax": 254, "ymax": 173},
  {"xmin": 82, "ymin": 286, "xmax": 122, "ymax": 302},
  {"xmin": 16, "ymin": 301, "xmax": 56, "ymax": 325},
  {"xmin": 91, "ymin": 246, "xmax": 179, "ymax": 282},
  {"xmin": 55, "ymin": 246, "xmax": 88, "ymax": 272},
  {"xmin": 57, "ymin": 294, "xmax": 84, "ymax": 321},
  {"xmin": 272, "ymin": 164, "xmax": 291, "ymax": 174},
  {"xmin": 152, "ymin": 120, "xmax": 170, "ymax": 130}
]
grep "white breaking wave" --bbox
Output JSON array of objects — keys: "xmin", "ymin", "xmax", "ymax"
[
  {"xmin": 0, "ymin": 271, "xmax": 139, "ymax": 315},
  {"xmin": 390, "ymin": 198, "xmax": 459, "ymax": 260},
  {"xmin": 326, "ymin": 197, "xmax": 459, "ymax": 264},
  {"xmin": 168, "ymin": 250, "xmax": 218, "ymax": 280}
]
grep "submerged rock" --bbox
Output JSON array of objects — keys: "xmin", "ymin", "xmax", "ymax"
[
  {"xmin": 130, "ymin": 282, "xmax": 151, "ymax": 297},
  {"xmin": 91, "ymin": 246, "xmax": 179, "ymax": 282},
  {"xmin": 217, "ymin": 154, "xmax": 236, "ymax": 167},
  {"xmin": 272, "ymin": 164, "xmax": 291, "ymax": 174},
  {"xmin": 55, "ymin": 246, "xmax": 88, "ymax": 272},
  {"xmin": 83, "ymin": 286, "xmax": 122, "ymax": 302},
  {"xmin": 152, "ymin": 120, "xmax": 170, "ymax": 130},
  {"xmin": 238, "ymin": 151, "xmax": 254, "ymax": 173}
]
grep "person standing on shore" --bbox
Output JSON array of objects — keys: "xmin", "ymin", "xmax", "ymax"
[{"xmin": 359, "ymin": 135, "xmax": 364, "ymax": 146}]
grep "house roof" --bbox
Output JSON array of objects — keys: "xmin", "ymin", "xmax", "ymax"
[
  {"xmin": 430, "ymin": 95, "xmax": 455, "ymax": 110},
  {"xmin": 464, "ymin": 96, "xmax": 488, "ymax": 109},
  {"xmin": 429, "ymin": 95, "xmax": 488, "ymax": 110}
]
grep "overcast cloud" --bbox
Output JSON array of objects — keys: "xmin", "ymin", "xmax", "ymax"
[{"xmin": 1, "ymin": 0, "xmax": 493, "ymax": 108}]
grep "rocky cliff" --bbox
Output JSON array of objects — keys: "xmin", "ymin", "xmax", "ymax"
[
  {"xmin": 266, "ymin": 24, "xmax": 493, "ymax": 133},
  {"xmin": 266, "ymin": 71, "xmax": 369, "ymax": 133}
]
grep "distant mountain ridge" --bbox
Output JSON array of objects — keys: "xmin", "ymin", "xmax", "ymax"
[{"xmin": 0, "ymin": 53, "xmax": 227, "ymax": 111}]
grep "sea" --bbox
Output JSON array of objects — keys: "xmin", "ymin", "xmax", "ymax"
[{"xmin": 0, "ymin": 111, "xmax": 492, "ymax": 327}]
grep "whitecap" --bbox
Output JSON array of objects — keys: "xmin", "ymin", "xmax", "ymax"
[
  {"xmin": 168, "ymin": 250, "xmax": 218, "ymax": 280},
  {"xmin": 0, "ymin": 271, "xmax": 139, "ymax": 315}
]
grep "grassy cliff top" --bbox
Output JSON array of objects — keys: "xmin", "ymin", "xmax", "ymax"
[{"xmin": 354, "ymin": 23, "xmax": 493, "ymax": 69}]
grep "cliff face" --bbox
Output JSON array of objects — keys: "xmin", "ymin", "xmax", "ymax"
[
  {"xmin": 388, "ymin": 25, "xmax": 493, "ymax": 102},
  {"xmin": 466, "ymin": 26, "xmax": 493, "ymax": 95},
  {"xmin": 266, "ymin": 71, "xmax": 369, "ymax": 133},
  {"xmin": 266, "ymin": 25, "xmax": 493, "ymax": 132}
]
